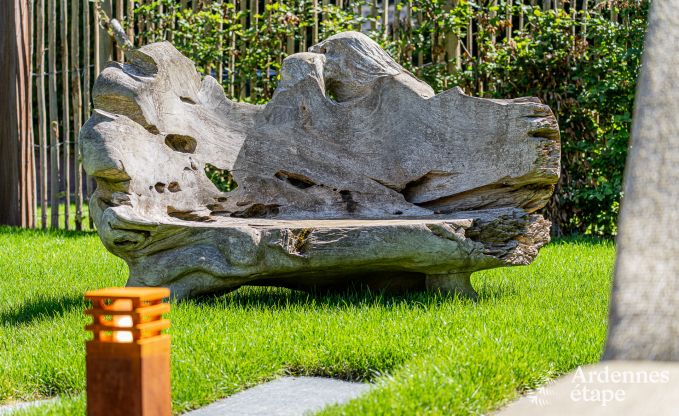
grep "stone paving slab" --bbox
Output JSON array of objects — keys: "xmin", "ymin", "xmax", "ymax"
[
  {"xmin": 0, "ymin": 399, "xmax": 57, "ymax": 415},
  {"xmin": 185, "ymin": 377, "xmax": 371, "ymax": 416},
  {"xmin": 496, "ymin": 361, "xmax": 679, "ymax": 415}
]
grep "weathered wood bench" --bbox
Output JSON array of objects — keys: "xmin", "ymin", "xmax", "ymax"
[{"xmin": 80, "ymin": 32, "xmax": 560, "ymax": 299}]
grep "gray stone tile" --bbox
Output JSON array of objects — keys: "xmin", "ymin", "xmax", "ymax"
[
  {"xmin": 185, "ymin": 377, "xmax": 371, "ymax": 416},
  {"xmin": 0, "ymin": 398, "xmax": 57, "ymax": 415}
]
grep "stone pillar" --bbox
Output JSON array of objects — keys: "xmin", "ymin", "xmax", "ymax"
[{"xmin": 604, "ymin": 0, "xmax": 679, "ymax": 361}]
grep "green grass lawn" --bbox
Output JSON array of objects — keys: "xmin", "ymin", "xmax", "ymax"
[{"xmin": 0, "ymin": 226, "xmax": 614, "ymax": 415}]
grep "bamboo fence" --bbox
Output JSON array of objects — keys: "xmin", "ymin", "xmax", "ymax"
[{"xmin": 25, "ymin": 0, "xmax": 618, "ymax": 230}]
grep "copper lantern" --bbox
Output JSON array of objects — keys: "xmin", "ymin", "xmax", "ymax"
[{"xmin": 85, "ymin": 287, "xmax": 171, "ymax": 416}]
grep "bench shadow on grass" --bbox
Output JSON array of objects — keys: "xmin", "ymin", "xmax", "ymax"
[
  {"xmin": 186, "ymin": 277, "xmax": 516, "ymax": 310},
  {"xmin": 0, "ymin": 277, "xmax": 514, "ymax": 327},
  {"xmin": 0, "ymin": 295, "xmax": 85, "ymax": 326}
]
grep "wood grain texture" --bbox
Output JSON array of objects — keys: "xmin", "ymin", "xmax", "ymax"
[
  {"xmin": 60, "ymin": 0, "xmax": 70, "ymax": 229},
  {"xmin": 0, "ymin": 0, "xmax": 35, "ymax": 227},
  {"xmin": 37, "ymin": 0, "xmax": 48, "ymax": 228},
  {"xmin": 86, "ymin": 337, "xmax": 171, "ymax": 416},
  {"xmin": 80, "ymin": 32, "xmax": 559, "ymax": 298},
  {"xmin": 72, "ymin": 0, "xmax": 84, "ymax": 230},
  {"xmin": 48, "ymin": 0, "xmax": 59, "ymax": 228}
]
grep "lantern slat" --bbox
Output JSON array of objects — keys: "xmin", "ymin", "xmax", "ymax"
[
  {"xmin": 84, "ymin": 287, "xmax": 170, "ymax": 301},
  {"xmin": 85, "ymin": 303, "xmax": 171, "ymax": 318},
  {"xmin": 85, "ymin": 319, "xmax": 170, "ymax": 335}
]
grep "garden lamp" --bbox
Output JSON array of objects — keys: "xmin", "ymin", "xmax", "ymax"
[{"xmin": 84, "ymin": 287, "xmax": 171, "ymax": 416}]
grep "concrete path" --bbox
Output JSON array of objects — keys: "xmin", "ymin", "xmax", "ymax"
[
  {"xmin": 0, "ymin": 399, "xmax": 57, "ymax": 415},
  {"xmin": 185, "ymin": 377, "xmax": 371, "ymax": 416},
  {"xmin": 497, "ymin": 361, "xmax": 679, "ymax": 415}
]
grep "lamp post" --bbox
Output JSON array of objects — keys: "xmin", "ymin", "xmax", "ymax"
[{"xmin": 85, "ymin": 287, "xmax": 171, "ymax": 416}]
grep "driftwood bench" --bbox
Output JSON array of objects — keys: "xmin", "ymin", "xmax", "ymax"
[{"xmin": 80, "ymin": 32, "xmax": 560, "ymax": 299}]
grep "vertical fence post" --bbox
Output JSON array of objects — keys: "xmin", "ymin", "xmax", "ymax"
[
  {"xmin": 416, "ymin": 6, "xmax": 423, "ymax": 72},
  {"xmin": 445, "ymin": 0, "xmax": 461, "ymax": 75},
  {"xmin": 571, "ymin": 0, "xmax": 576, "ymax": 46},
  {"xmin": 467, "ymin": 2, "xmax": 473, "ymax": 60},
  {"xmin": 313, "ymin": 0, "xmax": 319, "ymax": 43},
  {"xmin": 94, "ymin": 0, "xmax": 100, "ymax": 78},
  {"xmin": 582, "ymin": 0, "xmax": 589, "ymax": 36},
  {"xmin": 72, "ymin": 0, "xmax": 83, "ymax": 230},
  {"xmin": 393, "ymin": 0, "xmax": 399, "ymax": 42},
  {"xmin": 115, "ymin": 0, "xmax": 124, "ymax": 60},
  {"xmin": 81, "ymin": 0, "xmax": 90, "ymax": 121},
  {"xmin": 505, "ymin": 0, "xmax": 512, "ymax": 41},
  {"xmin": 405, "ymin": 0, "xmax": 413, "ymax": 64},
  {"xmin": 240, "ymin": 0, "xmax": 247, "ymax": 99},
  {"xmin": 322, "ymin": 0, "xmax": 328, "ymax": 30},
  {"xmin": 127, "ymin": 0, "xmax": 134, "ymax": 46},
  {"xmin": 250, "ymin": 0, "xmax": 259, "ymax": 99},
  {"xmin": 382, "ymin": 0, "xmax": 389, "ymax": 39},
  {"xmin": 229, "ymin": 0, "xmax": 237, "ymax": 96},
  {"xmin": 99, "ymin": 0, "xmax": 113, "ymax": 68},
  {"xmin": 146, "ymin": 0, "xmax": 155, "ymax": 39},
  {"xmin": 29, "ymin": 0, "xmax": 37, "ymax": 227},
  {"xmin": 60, "ymin": 0, "xmax": 70, "ymax": 229},
  {"xmin": 430, "ymin": 20, "xmax": 438, "ymax": 69},
  {"xmin": 286, "ymin": 0, "xmax": 295, "ymax": 57},
  {"xmin": 48, "ymin": 0, "xmax": 59, "ymax": 229},
  {"xmin": 218, "ymin": 0, "xmax": 224, "ymax": 84},
  {"xmin": 137, "ymin": 0, "xmax": 145, "ymax": 44},
  {"xmin": 355, "ymin": 0, "xmax": 362, "ymax": 31},
  {"xmin": 431, "ymin": 15, "xmax": 438, "ymax": 66},
  {"xmin": 89, "ymin": 0, "xmax": 97, "ymax": 228},
  {"xmin": 300, "ymin": 0, "xmax": 307, "ymax": 52},
  {"xmin": 490, "ymin": 0, "xmax": 497, "ymax": 45},
  {"xmin": 36, "ymin": 0, "xmax": 47, "ymax": 228},
  {"xmin": 251, "ymin": 0, "xmax": 259, "ymax": 28},
  {"xmin": 264, "ymin": 0, "xmax": 271, "ymax": 96},
  {"xmin": 370, "ymin": 0, "xmax": 376, "ymax": 30},
  {"xmin": 476, "ymin": 3, "xmax": 484, "ymax": 96},
  {"xmin": 158, "ymin": 0, "xmax": 166, "ymax": 42},
  {"xmin": 287, "ymin": 29, "xmax": 295, "ymax": 56}
]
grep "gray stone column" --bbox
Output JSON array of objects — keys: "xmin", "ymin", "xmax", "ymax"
[{"xmin": 604, "ymin": 0, "xmax": 679, "ymax": 361}]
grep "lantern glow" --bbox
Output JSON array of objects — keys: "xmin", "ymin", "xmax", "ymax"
[
  {"xmin": 85, "ymin": 287, "xmax": 172, "ymax": 416},
  {"xmin": 113, "ymin": 315, "xmax": 134, "ymax": 343}
]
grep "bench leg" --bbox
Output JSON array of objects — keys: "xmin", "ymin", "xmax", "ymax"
[{"xmin": 425, "ymin": 272, "xmax": 477, "ymax": 298}]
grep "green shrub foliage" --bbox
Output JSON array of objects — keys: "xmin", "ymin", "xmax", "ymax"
[{"xmin": 129, "ymin": 0, "xmax": 648, "ymax": 236}]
